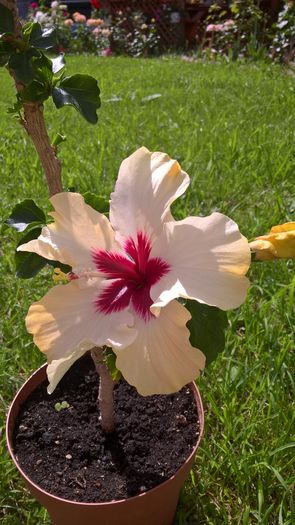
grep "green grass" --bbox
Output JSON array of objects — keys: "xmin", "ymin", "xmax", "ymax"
[{"xmin": 0, "ymin": 56, "xmax": 294, "ymax": 525}]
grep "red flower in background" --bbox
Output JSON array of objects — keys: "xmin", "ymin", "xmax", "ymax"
[{"xmin": 91, "ymin": 0, "xmax": 101, "ymax": 9}]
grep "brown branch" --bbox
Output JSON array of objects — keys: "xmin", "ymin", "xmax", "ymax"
[
  {"xmin": 1, "ymin": 0, "xmax": 22, "ymax": 38},
  {"xmin": 2, "ymin": 0, "xmax": 63, "ymax": 196},
  {"xmin": 22, "ymin": 103, "xmax": 63, "ymax": 196},
  {"xmin": 91, "ymin": 347, "xmax": 115, "ymax": 434},
  {"xmin": 3, "ymin": 1, "xmax": 115, "ymax": 430}
]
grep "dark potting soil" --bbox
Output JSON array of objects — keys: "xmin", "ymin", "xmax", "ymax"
[{"xmin": 13, "ymin": 354, "xmax": 200, "ymax": 503}]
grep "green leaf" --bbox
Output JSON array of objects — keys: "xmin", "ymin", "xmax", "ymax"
[
  {"xmin": 0, "ymin": 41, "xmax": 13, "ymax": 66},
  {"xmin": 8, "ymin": 48, "xmax": 41, "ymax": 85},
  {"xmin": 185, "ymin": 300, "xmax": 229, "ymax": 366},
  {"xmin": 82, "ymin": 192, "xmax": 109, "ymax": 213},
  {"xmin": 22, "ymin": 21, "xmax": 34, "ymax": 38},
  {"xmin": 32, "ymin": 52, "xmax": 53, "ymax": 85},
  {"xmin": 20, "ymin": 80, "xmax": 50, "ymax": 103},
  {"xmin": 46, "ymin": 260, "xmax": 71, "ymax": 273},
  {"xmin": 0, "ymin": 4, "xmax": 14, "ymax": 37},
  {"xmin": 52, "ymin": 74, "xmax": 101, "ymax": 124},
  {"xmin": 6, "ymin": 199, "xmax": 45, "ymax": 232},
  {"xmin": 52, "ymin": 132, "xmax": 66, "ymax": 147},
  {"xmin": 54, "ymin": 401, "xmax": 70, "ymax": 412},
  {"xmin": 15, "ymin": 232, "xmax": 71, "ymax": 279},
  {"xmin": 104, "ymin": 347, "xmax": 122, "ymax": 382},
  {"xmin": 52, "ymin": 54, "xmax": 65, "ymax": 74},
  {"xmin": 15, "ymin": 226, "xmax": 47, "ymax": 278},
  {"xmin": 16, "ymin": 251, "xmax": 47, "ymax": 278},
  {"xmin": 7, "ymin": 98, "xmax": 23, "ymax": 117},
  {"xmin": 28, "ymin": 23, "xmax": 57, "ymax": 50}
]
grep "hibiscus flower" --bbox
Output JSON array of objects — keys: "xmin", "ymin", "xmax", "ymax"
[
  {"xmin": 250, "ymin": 222, "xmax": 295, "ymax": 260},
  {"xmin": 18, "ymin": 147, "xmax": 250, "ymax": 395}
]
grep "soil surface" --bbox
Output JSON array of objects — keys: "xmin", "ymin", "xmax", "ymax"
[{"xmin": 13, "ymin": 354, "xmax": 200, "ymax": 503}]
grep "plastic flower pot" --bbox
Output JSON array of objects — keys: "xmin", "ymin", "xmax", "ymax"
[{"xmin": 6, "ymin": 363, "xmax": 204, "ymax": 525}]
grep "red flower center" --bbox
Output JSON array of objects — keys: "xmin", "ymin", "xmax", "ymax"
[{"xmin": 92, "ymin": 232, "xmax": 170, "ymax": 320}]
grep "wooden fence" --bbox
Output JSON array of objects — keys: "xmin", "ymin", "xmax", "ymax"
[{"xmin": 102, "ymin": 1, "xmax": 186, "ymax": 48}]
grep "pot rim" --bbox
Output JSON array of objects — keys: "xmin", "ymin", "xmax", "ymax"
[{"xmin": 6, "ymin": 362, "xmax": 204, "ymax": 507}]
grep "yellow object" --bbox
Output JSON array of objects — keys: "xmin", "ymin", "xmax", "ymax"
[
  {"xmin": 250, "ymin": 222, "xmax": 295, "ymax": 260},
  {"xmin": 52, "ymin": 268, "xmax": 69, "ymax": 283}
]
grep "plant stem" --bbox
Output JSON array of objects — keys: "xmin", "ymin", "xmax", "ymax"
[
  {"xmin": 1, "ymin": 0, "xmax": 22, "ymax": 38},
  {"xmin": 4, "ymin": 0, "xmax": 62, "ymax": 197},
  {"xmin": 91, "ymin": 347, "xmax": 115, "ymax": 434},
  {"xmin": 5, "ymin": 0, "xmax": 114, "ymax": 432},
  {"xmin": 22, "ymin": 103, "xmax": 63, "ymax": 196}
]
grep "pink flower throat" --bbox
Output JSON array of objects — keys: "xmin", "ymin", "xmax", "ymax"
[{"xmin": 92, "ymin": 232, "xmax": 170, "ymax": 320}]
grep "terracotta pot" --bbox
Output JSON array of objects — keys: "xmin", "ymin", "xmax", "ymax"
[{"xmin": 6, "ymin": 363, "xmax": 204, "ymax": 525}]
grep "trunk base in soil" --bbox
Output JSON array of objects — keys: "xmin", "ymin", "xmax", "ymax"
[{"xmin": 7, "ymin": 354, "xmax": 204, "ymax": 525}]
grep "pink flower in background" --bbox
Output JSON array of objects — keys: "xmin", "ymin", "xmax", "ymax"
[
  {"xmin": 73, "ymin": 12, "xmax": 86, "ymax": 23},
  {"xmin": 87, "ymin": 18, "xmax": 103, "ymax": 26},
  {"xmin": 102, "ymin": 47, "xmax": 112, "ymax": 56},
  {"xmin": 92, "ymin": 27, "xmax": 101, "ymax": 36},
  {"xmin": 87, "ymin": 18, "xmax": 98, "ymax": 26},
  {"xmin": 34, "ymin": 10, "xmax": 50, "ymax": 23},
  {"xmin": 64, "ymin": 18, "xmax": 73, "ymax": 26},
  {"xmin": 206, "ymin": 20, "xmax": 234, "ymax": 33},
  {"xmin": 101, "ymin": 28, "xmax": 110, "ymax": 37},
  {"xmin": 31, "ymin": 2, "xmax": 38, "ymax": 8},
  {"xmin": 224, "ymin": 19, "xmax": 234, "ymax": 27}
]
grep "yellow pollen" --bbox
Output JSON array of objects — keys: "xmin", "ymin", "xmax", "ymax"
[{"xmin": 52, "ymin": 268, "xmax": 69, "ymax": 283}]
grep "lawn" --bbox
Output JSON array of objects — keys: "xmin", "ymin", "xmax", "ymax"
[{"xmin": 0, "ymin": 56, "xmax": 294, "ymax": 525}]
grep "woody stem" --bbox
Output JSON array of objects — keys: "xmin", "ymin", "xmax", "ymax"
[
  {"xmin": 5, "ymin": 0, "xmax": 114, "ymax": 430},
  {"xmin": 91, "ymin": 347, "xmax": 115, "ymax": 434},
  {"xmin": 4, "ymin": 0, "xmax": 62, "ymax": 197}
]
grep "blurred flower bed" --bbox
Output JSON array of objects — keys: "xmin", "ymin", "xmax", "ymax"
[
  {"xmin": 27, "ymin": 0, "xmax": 160, "ymax": 57},
  {"xmin": 28, "ymin": 0, "xmax": 110, "ymax": 55},
  {"xmin": 26, "ymin": 0, "xmax": 295, "ymax": 62},
  {"xmin": 201, "ymin": 0, "xmax": 295, "ymax": 63}
]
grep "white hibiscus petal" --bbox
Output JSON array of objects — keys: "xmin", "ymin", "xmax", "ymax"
[
  {"xmin": 47, "ymin": 343, "xmax": 93, "ymax": 394},
  {"xmin": 26, "ymin": 277, "xmax": 136, "ymax": 366},
  {"xmin": 110, "ymin": 147, "xmax": 190, "ymax": 243},
  {"xmin": 150, "ymin": 213, "xmax": 250, "ymax": 311},
  {"xmin": 18, "ymin": 192, "xmax": 115, "ymax": 272},
  {"xmin": 113, "ymin": 300, "xmax": 205, "ymax": 396}
]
